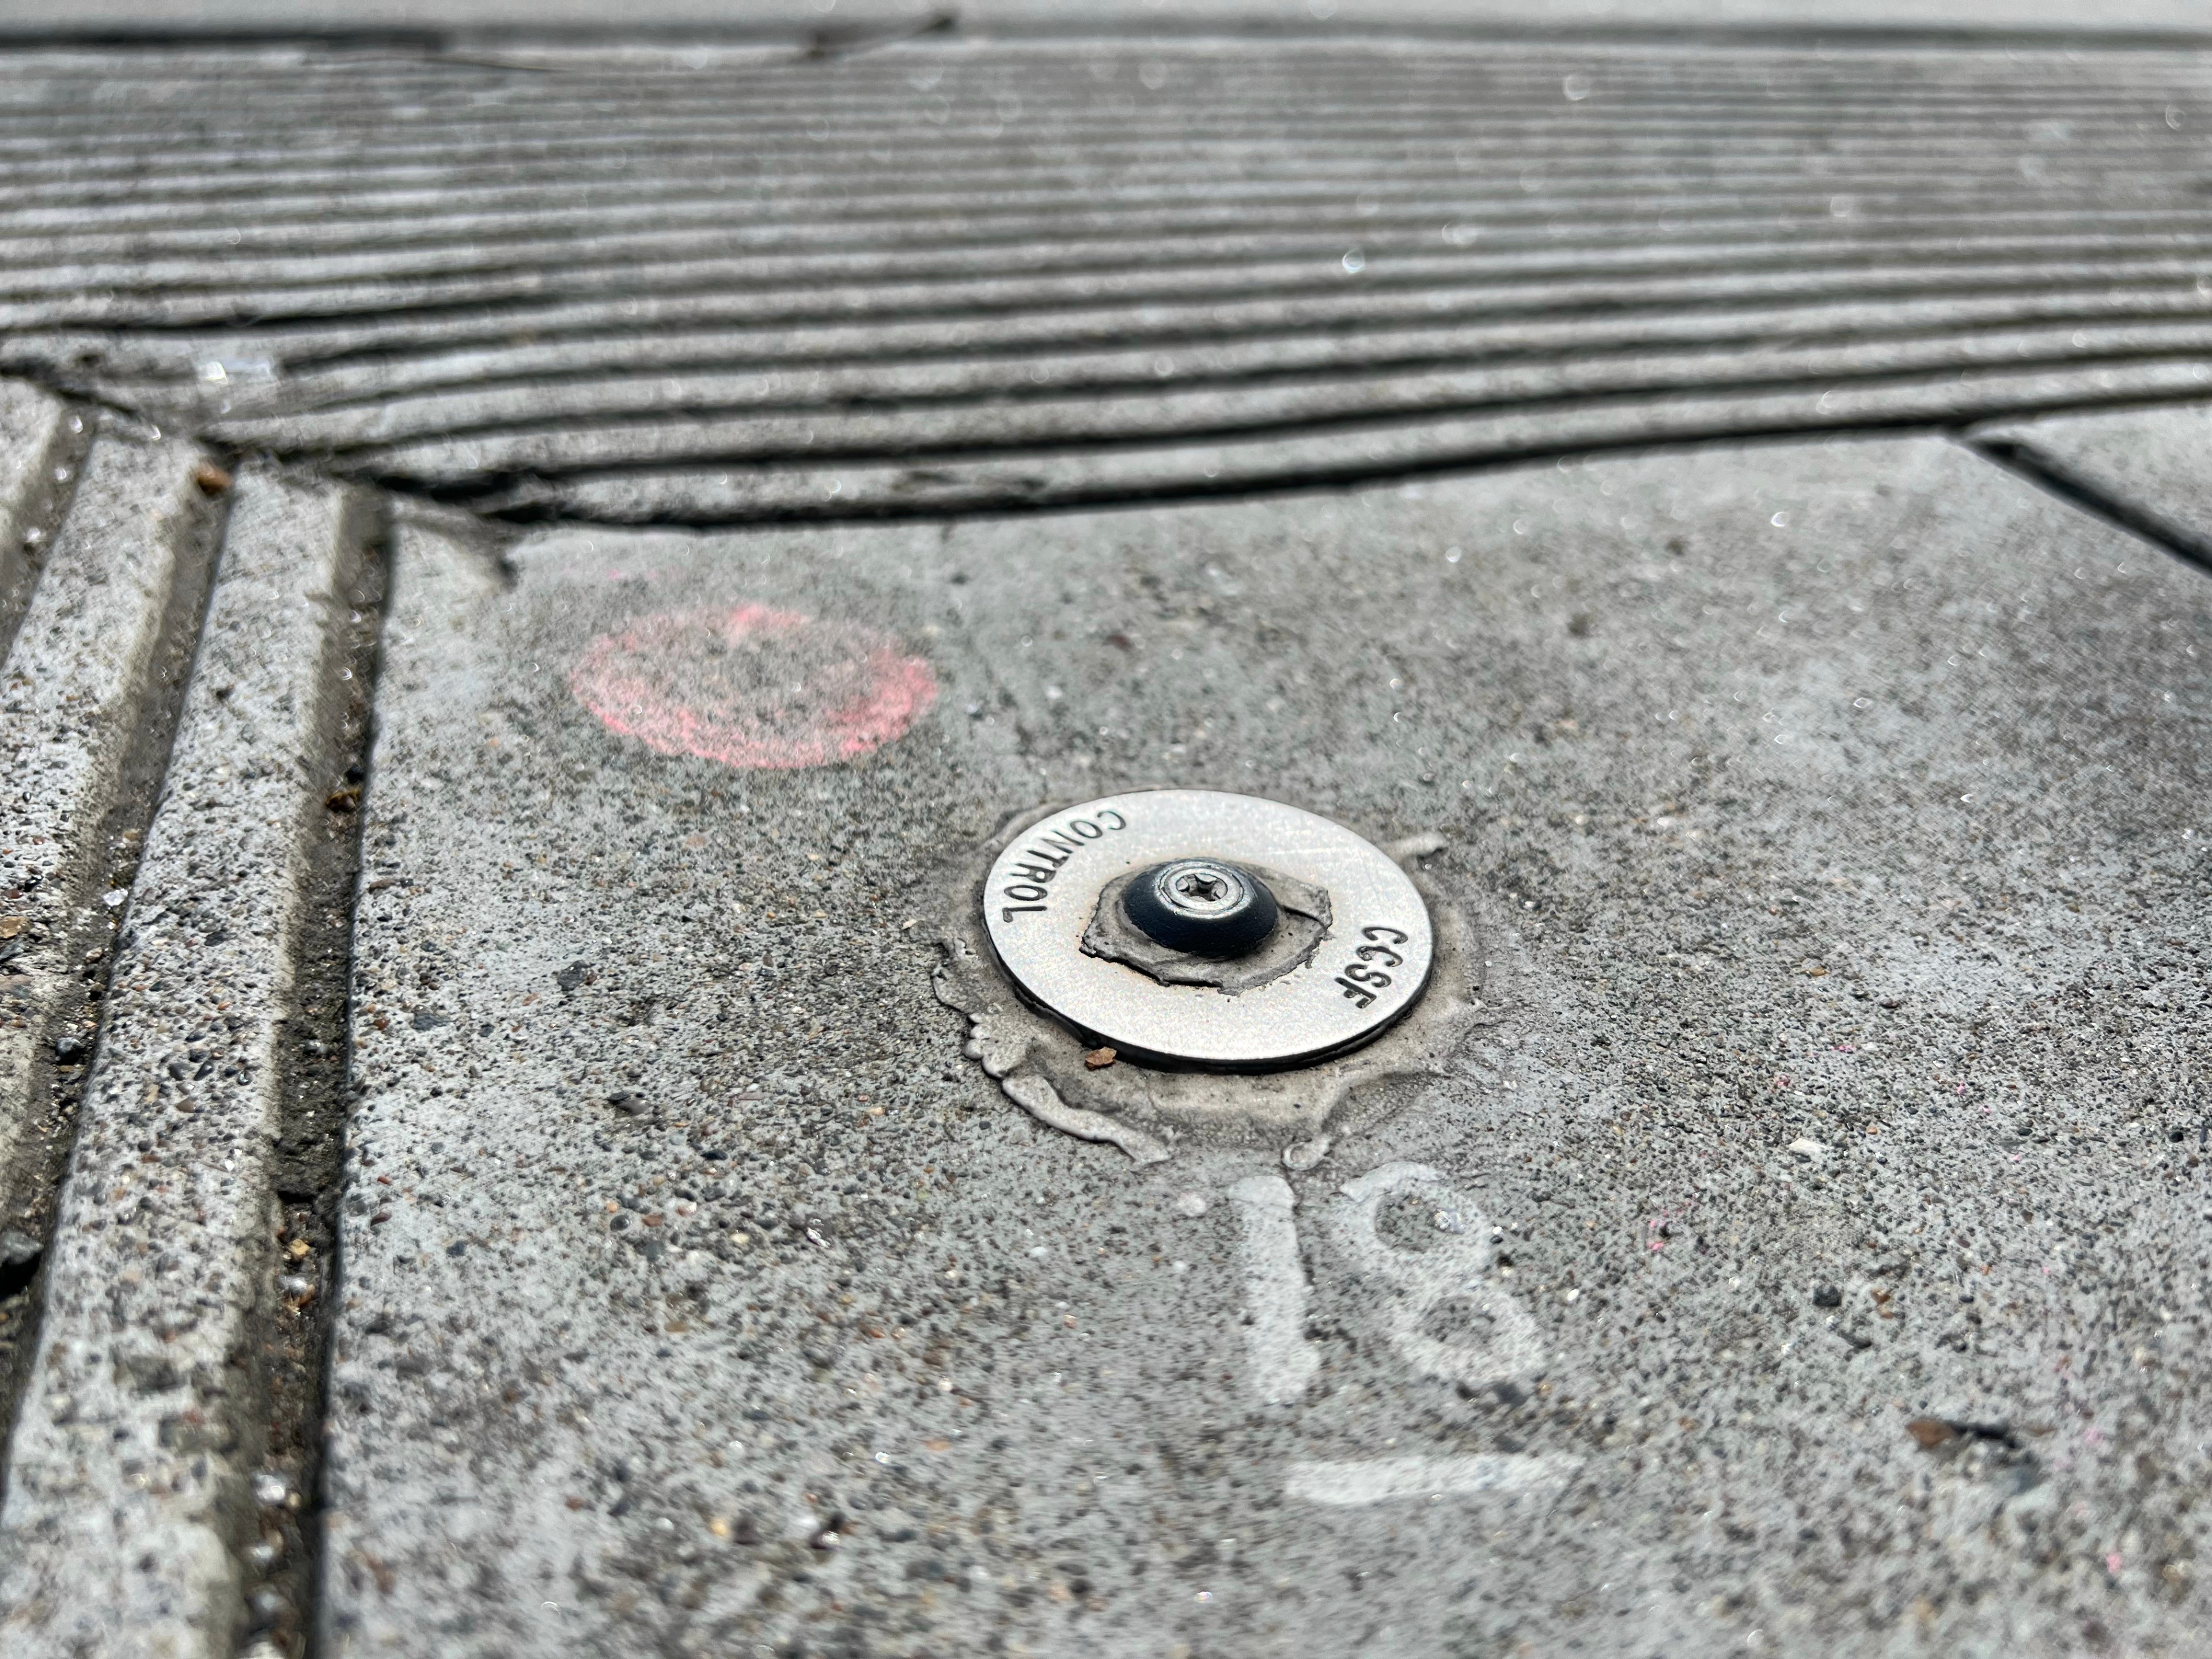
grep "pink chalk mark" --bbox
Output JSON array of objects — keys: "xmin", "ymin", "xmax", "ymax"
[{"xmin": 571, "ymin": 603, "xmax": 936, "ymax": 770}]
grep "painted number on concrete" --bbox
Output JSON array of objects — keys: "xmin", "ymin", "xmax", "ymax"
[
  {"xmin": 1328, "ymin": 1161, "xmax": 1546, "ymax": 1390},
  {"xmin": 1229, "ymin": 1162, "xmax": 1580, "ymax": 1506}
]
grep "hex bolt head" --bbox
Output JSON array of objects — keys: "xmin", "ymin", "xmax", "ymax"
[{"xmin": 1121, "ymin": 858, "xmax": 1281, "ymax": 958}]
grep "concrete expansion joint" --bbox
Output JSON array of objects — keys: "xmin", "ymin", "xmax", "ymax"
[{"xmin": 1963, "ymin": 425, "xmax": 2212, "ymax": 583}]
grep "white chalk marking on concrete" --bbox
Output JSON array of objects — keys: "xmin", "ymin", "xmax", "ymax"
[
  {"xmin": 0, "ymin": 470, "xmax": 357, "ymax": 1657},
  {"xmin": 0, "ymin": 425, "xmax": 198, "ymax": 1209},
  {"xmin": 1228, "ymin": 1173, "xmax": 1321, "ymax": 1405},
  {"xmin": 1285, "ymin": 1454, "xmax": 1581, "ymax": 1506},
  {"xmin": 1330, "ymin": 1161, "xmax": 1544, "ymax": 1389}
]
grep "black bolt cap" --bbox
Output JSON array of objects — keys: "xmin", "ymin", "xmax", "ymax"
[{"xmin": 1122, "ymin": 859, "xmax": 1280, "ymax": 958}]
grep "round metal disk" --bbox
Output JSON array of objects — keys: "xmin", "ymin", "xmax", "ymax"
[{"xmin": 982, "ymin": 790, "xmax": 1433, "ymax": 1067}]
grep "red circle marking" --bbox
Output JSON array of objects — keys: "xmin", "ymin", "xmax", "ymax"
[{"xmin": 570, "ymin": 604, "xmax": 936, "ymax": 770}]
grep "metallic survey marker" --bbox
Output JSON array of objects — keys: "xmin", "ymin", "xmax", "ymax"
[{"xmin": 982, "ymin": 789, "xmax": 1435, "ymax": 1067}]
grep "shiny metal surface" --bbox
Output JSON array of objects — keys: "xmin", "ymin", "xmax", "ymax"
[{"xmin": 981, "ymin": 789, "xmax": 1433, "ymax": 1067}]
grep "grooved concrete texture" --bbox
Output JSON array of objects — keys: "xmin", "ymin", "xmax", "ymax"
[
  {"xmin": 0, "ymin": 471, "xmax": 360, "ymax": 1659},
  {"xmin": 0, "ymin": 427, "xmax": 202, "ymax": 1219},
  {"xmin": 326, "ymin": 435, "xmax": 2210, "ymax": 1657},
  {"xmin": 14, "ymin": 37, "xmax": 2212, "ymax": 521},
  {"xmin": 16, "ymin": 2, "xmax": 2212, "ymax": 32}
]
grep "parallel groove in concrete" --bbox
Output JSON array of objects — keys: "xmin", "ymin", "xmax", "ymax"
[
  {"xmin": 30, "ymin": 207, "xmax": 2212, "ymax": 301},
  {"xmin": 160, "ymin": 289, "xmax": 2212, "ymax": 421},
  {"xmin": 0, "ymin": 431, "xmax": 204, "ymax": 1228},
  {"xmin": 316, "ymin": 514, "xmax": 506, "ymax": 1659},
  {"xmin": 6, "ymin": 36, "xmax": 2212, "ymax": 517},
  {"xmin": 0, "ymin": 151, "xmax": 2176, "ymax": 226},
  {"xmin": 0, "ymin": 469, "xmax": 362, "ymax": 1659},
  {"xmin": 349, "ymin": 322, "xmax": 2212, "ymax": 475},
  {"xmin": 491, "ymin": 360, "xmax": 2212, "ymax": 518}
]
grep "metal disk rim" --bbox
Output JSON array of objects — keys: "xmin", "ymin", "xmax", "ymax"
[{"xmin": 980, "ymin": 789, "xmax": 1434, "ymax": 1068}]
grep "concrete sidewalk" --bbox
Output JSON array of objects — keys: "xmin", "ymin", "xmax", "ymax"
[
  {"xmin": 315, "ymin": 429, "xmax": 2211, "ymax": 1656},
  {"xmin": 0, "ymin": 10, "xmax": 2208, "ymax": 1657}
]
